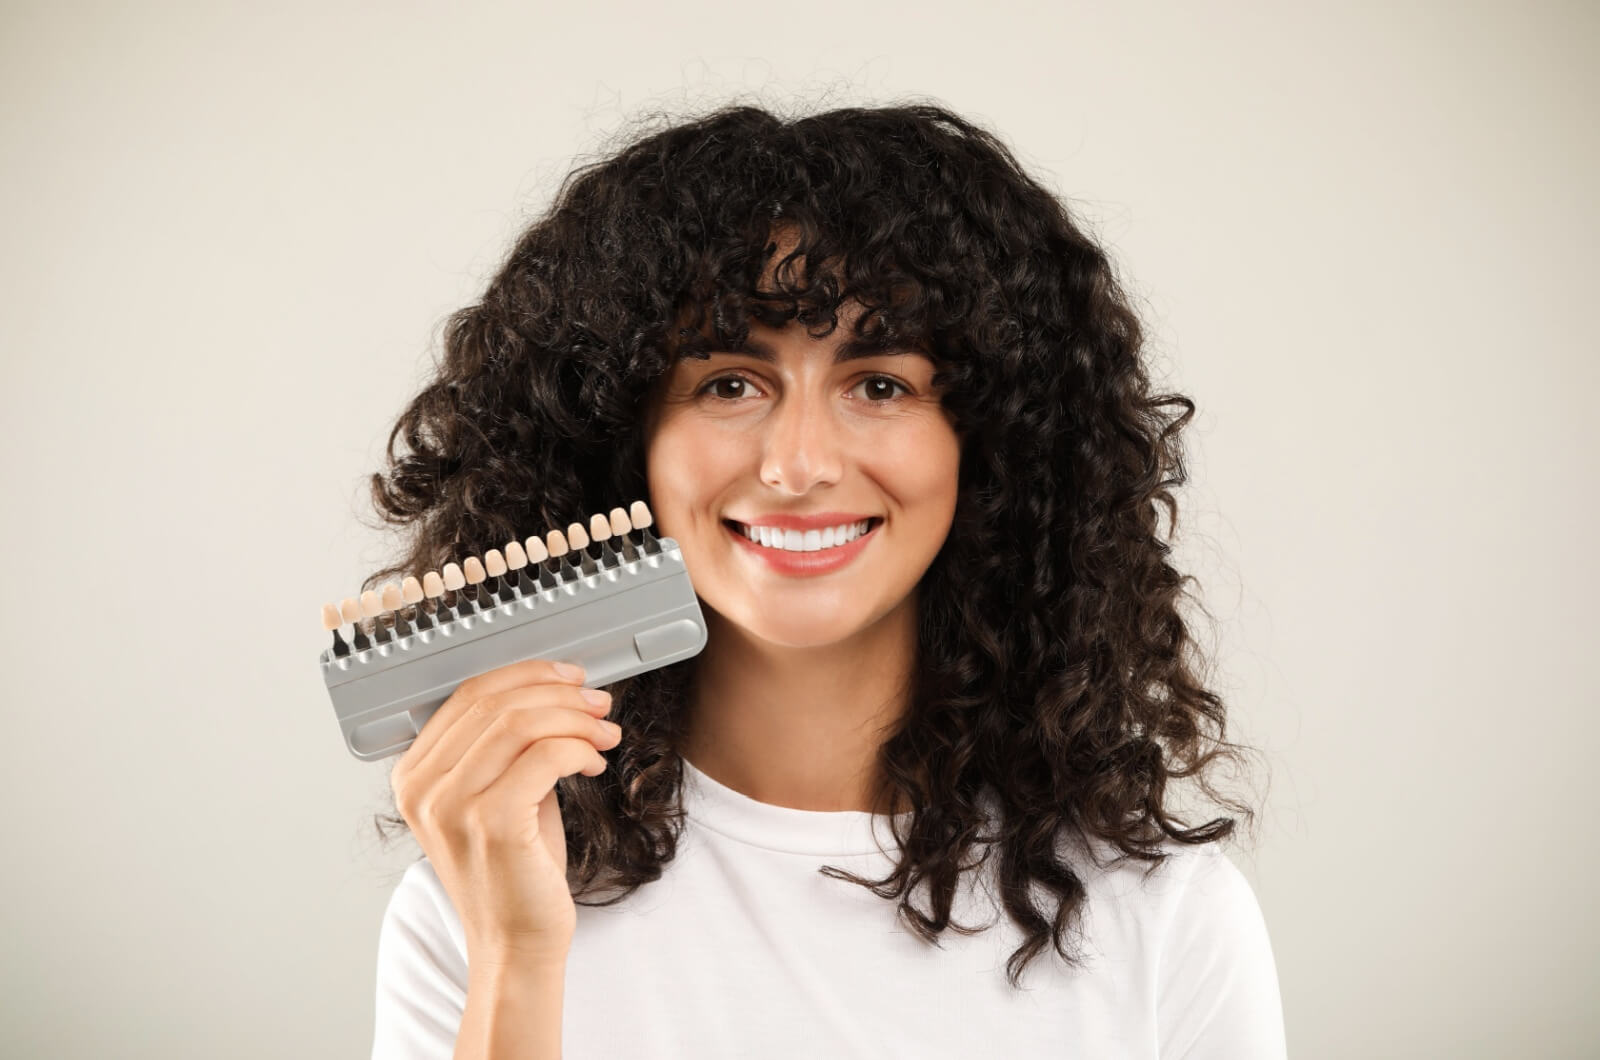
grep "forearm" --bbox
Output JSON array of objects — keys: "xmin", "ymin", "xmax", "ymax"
[{"xmin": 454, "ymin": 958, "xmax": 567, "ymax": 1060}]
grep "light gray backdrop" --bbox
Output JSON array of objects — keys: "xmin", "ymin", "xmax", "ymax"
[{"xmin": 2, "ymin": 2, "xmax": 1594, "ymax": 1057}]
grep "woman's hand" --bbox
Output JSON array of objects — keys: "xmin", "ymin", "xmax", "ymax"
[{"xmin": 389, "ymin": 658, "xmax": 620, "ymax": 968}]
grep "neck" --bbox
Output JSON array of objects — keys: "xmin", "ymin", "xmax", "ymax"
[{"xmin": 680, "ymin": 593, "xmax": 918, "ymax": 814}]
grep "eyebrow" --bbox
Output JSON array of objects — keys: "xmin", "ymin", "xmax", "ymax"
[{"xmin": 718, "ymin": 334, "xmax": 929, "ymax": 365}]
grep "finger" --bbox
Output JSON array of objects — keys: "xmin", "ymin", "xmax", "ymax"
[
  {"xmin": 409, "ymin": 682, "xmax": 607, "ymax": 785},
  {"xmin": 475, "ymin": 736, "xmax": 612, "ymax": 835},
  {"xmin": 398, "ymin": 658, "xmax": 588, "ymax": 776},
  {"xmin": 448, "ymin": 705, "xmax": 621, "ymax": 799}
]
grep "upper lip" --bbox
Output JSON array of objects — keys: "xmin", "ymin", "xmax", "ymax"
[{"xmin": 726, "ymin": 512, "xmax": 879, "ymax": 531}]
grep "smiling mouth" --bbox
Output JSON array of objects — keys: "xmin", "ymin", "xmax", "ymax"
[{"xmin": 721, "ymin": 517, "xmax": 883, "ymax": 550}]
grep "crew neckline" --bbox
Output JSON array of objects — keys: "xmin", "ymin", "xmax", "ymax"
[{"xmin": 680, "ymin": 754, "xmax": 914, "ymax": 857}]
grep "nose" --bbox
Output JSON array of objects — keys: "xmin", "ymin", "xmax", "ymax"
[{"xmin": 758, "ymin": 387, "xmax": 843, "ymax": 495}]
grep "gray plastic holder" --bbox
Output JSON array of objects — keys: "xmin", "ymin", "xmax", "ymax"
[{"xmin": 321, "ymin": 538, "xmax": 706, "ymax": 761}]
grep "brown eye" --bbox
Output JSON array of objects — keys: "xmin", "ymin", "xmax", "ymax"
[
  {"xmin": 698, "ymin": 375, "xmax": 754, "ymax": 400},
  {"xmin": 857, "ymin": 376, "xmax": 910, "ymax": 402}
]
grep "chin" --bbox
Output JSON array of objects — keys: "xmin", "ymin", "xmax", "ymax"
[
  {"xmin": 754, "ymin": 626, "xmax": 858, "ymax": 650},
  {"xmin": 719, "ymin": 606, "xmax": 865, "ymax": 651}
]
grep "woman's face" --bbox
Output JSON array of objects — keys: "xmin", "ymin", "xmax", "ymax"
[{"xmin": 643, "ymin": 300, "xmax": 962, "ymax": 650}]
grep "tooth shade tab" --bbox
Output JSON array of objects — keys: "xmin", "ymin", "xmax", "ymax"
[
  {"xmin": 320, "ymin": 500, "xmax": 661, "ymax": 642},
  {"xmin": 441, "ymin": 563, "xmax": 465, "ymax": 591}
]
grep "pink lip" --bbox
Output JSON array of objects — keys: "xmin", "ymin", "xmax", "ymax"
[{"xmin": 724, "ymin": 518, "xmax": 879, "ymax": 576}]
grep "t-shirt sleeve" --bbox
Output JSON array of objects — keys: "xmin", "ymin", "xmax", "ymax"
[
  {"xmin": 1155, "ymin": 848, "xmax": 1287, "ymax": 1059},
  {"xmin": 370, "ymin": 858, "xmax": 469, "ymax": 1060}
]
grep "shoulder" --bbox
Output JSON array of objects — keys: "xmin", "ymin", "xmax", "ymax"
[
  {"xmin": 1149, "ymin": 840, "xmax": 1266, "ymax": 932},
  {"xmin": 376, "ymin": 857, "xmax": 468, "ymax": 986},
  {"xmin": 1137, "ymin": 842, "xmax": 1286, "ymax": 1059},
  {"xmin": 1070, "ymin": 830, "xmax": 1275, "ymax": 960},
  {"xmin": 1138, "ymin": 842, "xmax": 1272, "ymax": 955},
  {"xmin": 1059, "ymin": 826, "xmax": 1259, "ymax": 920},
  {"xmin": 371, "ymin": 858, "xmax": 471, "ymax": 1058},
  {"xmin": 385, "ymin": 857, "xmax": 457, "ymax": 921},
  {"xmin": 1056, "ymin": 829, "xmax": 1286, "ymax": 1056}
]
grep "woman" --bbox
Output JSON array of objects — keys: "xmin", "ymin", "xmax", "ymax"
[{"xmin": 364, "ymin": 101, "xmax": 1285, "ymax": 1058}]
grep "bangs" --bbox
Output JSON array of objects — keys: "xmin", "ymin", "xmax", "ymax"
[{"xmin": 665, "ymin": 218, "xmax": 942, "ymax": 366}]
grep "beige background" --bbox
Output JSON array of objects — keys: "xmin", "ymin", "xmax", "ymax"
[{"xmin": 2, "ymin": 2, "xmax": 1594, "ymax": 1057}]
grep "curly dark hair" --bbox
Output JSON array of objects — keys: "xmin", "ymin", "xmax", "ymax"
[{"xmin": 359, "ymin": 98, "xmax": 1265, "ymax": 989}]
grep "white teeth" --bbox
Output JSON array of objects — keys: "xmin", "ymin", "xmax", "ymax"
[{"xmin": 739, "ymin": 520, "xmax": 872, "ymax": 552}]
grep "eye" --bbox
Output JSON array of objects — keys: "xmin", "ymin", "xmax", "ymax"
[
  {"xmin": 855, "ymin": 376, "xmax": 911, "ymax": 402},
  {"xmin": 693, "ymin": 373, "xmax": 913, "ymax": 403},
  {"xmin": 696, "ymin": 374, "xmax": 760, "ymax": 401}
]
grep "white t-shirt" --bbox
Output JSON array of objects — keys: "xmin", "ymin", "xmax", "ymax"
[{"xmin": 371, "ymin": 755, "xmax": 1286, "ymax": 1058}]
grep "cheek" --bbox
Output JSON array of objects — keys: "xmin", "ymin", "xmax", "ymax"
[
  {"xmin": 878, "ymin": 425, "xmax": 962, "ymax": 506},
  {"xmin": 646, "ymin": 416, "xmax": 731, "ymax": 509}
]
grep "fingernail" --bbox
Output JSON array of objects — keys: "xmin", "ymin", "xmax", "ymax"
[
  {"xmin": 580, "ymin": 687, "xmax": 612, "ymax": 707},
  {"xmin": 598, "ymin": 720, "xmax": 622, "ymax": 736},
  {"xmin": 553, "ymin": 661, "xmax": 585, "ymax": 680}
]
